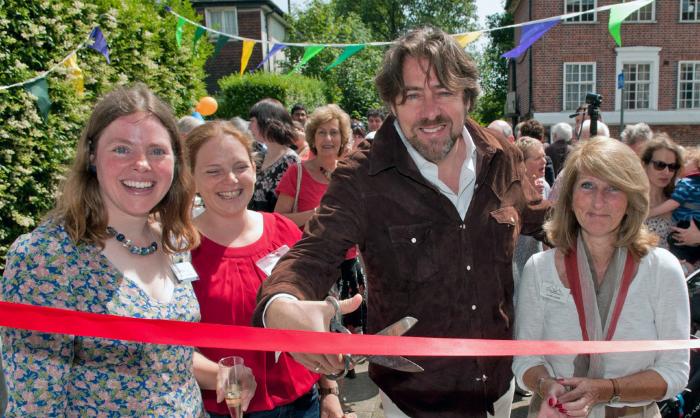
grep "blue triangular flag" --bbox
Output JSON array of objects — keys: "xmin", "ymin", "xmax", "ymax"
[
  {"xmin": 25, "ymin": 78, "xmax": 51, "ymax": 120},
  {"xmin": 254, "ymin": 43, "xmax": 287, "ymax": 71},
  {"xmin": 89, "ymin": 27, "xmax": 110, "ymax": 64},
  {"xmin": 502, "ymin": 19, "xmax": 559, "ymax": 59}
]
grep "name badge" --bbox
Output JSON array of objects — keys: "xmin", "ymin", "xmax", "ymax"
[
  {"xmin": 540, "ymin": 282, "xmax": 569, "ymax": 303},
  {"xmin": 171, "ymin": 261, "xmax": 199, "ymax": 283},
  {"xmin": 255, "ymin": 245, "xmax": 290, "ymax": 277}
]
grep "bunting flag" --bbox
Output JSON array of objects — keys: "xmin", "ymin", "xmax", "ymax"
[
  {"xmin": 501, "ymin": 19, "xmax": 559, "ymax": 59},
  {"xmin": 24, "ymin": 78, "xmax": 51, "ymax": 120},
  {"xmin": 608, "ymin": 0, "xmax": 655, "ymax": 46},
  {"xmin": 193, "ymin": 26, "xmax": 206, "ymax": 50},
  {"xmin": 88, "ymin": 27, "xmax": 110, "ymax": 64},
  {"xmin": 325, "ymin": 44, "xmax": 364, "ymax": 70},
  {"xmin": 240, "ymin": 40, "xmax": 255, "ymax": 75},
  {"xmin": 175, "ymin": 17, "xmax": 186, "ymax": 48},
  {"xmin": 254, "ymin": 43, "xmax": 287, "ymax": 71},
  {"xmin": 288, "ymin": 45, "xmax": 325, "ymax": 74},
  {"xmin": 62, "ymin": 53, "xmax": 84, "ymax": 95},
  {"xmin": 214, "ymin": 35, "xmax": 229, "ymax": 57},
  {"xmin": 453, "ymin": 31, "xmax": 482, "ymax": 48}
]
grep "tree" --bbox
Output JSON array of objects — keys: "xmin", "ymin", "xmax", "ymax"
[
  {"xmin": 285, "ymin": 0, "xmax": 384, "ymax": 117},
  {"xmin": 335, "ymin": 0, "xmax": 477, "ymax": 41},
  {"xmin": 0, "ymin": 0, "xmax": 209, "ymax": 268},
  {"xmin": 472, "ymin": 11, "xmax": 514, "ymax": 125}
]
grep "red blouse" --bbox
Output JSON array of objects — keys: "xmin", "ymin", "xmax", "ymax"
[{"xmin": 191, "ymin": 212, "xmax": 319, "ymax": 414}]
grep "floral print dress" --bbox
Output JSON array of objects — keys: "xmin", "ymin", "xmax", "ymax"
[
  {"xmin": 1, "ymin": 221, "xmax": 204, "ymax": 417},
  {"xmin": 249, "ymin": 149, "xmax": 299, "ymax": 213}
]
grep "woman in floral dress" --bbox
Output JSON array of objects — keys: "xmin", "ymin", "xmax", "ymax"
[
  {"xmin": 247, "ymin": 99, "xmax": 300, "ymax": 212},
  {"xmin": 1, "ymin": 84, "xmax": 254, "ymax": 417}
]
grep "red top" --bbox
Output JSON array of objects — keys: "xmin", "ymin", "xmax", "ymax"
[
  {"xmin": 191, "ymin": 212, "xmax": 319, "ymax": 414},
  {"xmin": 276, "ymin": 163, "xmax": 357, "ymax": 259}
]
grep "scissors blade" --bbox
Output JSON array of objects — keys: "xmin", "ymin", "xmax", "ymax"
[
  {"xmin": 375, "ymin": 316, "xmax": 418, "ymax": 337},
  {"xmin": 366, "ymin": 354, "xmax": 424, "ymax": 372},
  {"xmin": 352, "ymin": 316, "xmax": 422, "ymax": 373}
]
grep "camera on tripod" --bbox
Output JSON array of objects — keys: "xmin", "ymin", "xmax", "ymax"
[
  {"xmin": 585, "ymin": 92, "xmax": 602, "ymax": 136},
  {"xmin": 585, "ymin": 92, "xmax": 602, "ymax": 108}
]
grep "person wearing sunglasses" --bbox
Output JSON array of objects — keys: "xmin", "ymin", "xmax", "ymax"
[
  {"xmin": 647, "ymin": 143, "xmax": 700, "ymax": 264},
  {"xmin": 641, "ymin": 134, "xmax": 685, "ymax": 254}
]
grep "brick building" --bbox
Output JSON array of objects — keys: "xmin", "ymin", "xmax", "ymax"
[
  {"xmin": 505, "ymin": 0, "xmax": 700, "ymax": 146},
  {"xmin": 191, "ymin": 0, "xmax": 288, "ymax": 93}
]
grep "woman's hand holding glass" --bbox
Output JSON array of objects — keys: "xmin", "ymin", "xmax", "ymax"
[{"xmin": 216, "ymin": 356, "xmax": 257, "ymax": 418}]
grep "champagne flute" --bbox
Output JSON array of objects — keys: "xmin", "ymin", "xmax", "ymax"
[{"xmin": 218, "ymin": 356, "xmax": 245, "ymax": 418}]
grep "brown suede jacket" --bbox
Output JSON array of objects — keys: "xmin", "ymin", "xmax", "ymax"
[{"xmin": 254, "ymin": 115, "xmax": 550, "ymax": 417}]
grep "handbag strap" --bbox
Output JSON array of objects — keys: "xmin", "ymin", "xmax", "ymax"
[{"xmin": 292, "ymin": 161, "xmax": 302, "ymax": 213}]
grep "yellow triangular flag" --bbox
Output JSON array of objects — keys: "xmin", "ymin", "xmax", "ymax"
[
  {"xmin": 453, "ymin": 31, "xmax": 482, "ymax": 48},
  {"xmin": 63, "ymin": 53, "xmax": 84, "ymax": 95},
  {"xmin": 240, "ymin": 40, "xmax": 255, "ymax": 75}
]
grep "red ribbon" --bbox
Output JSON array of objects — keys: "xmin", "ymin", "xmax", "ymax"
[{"xmin": 0, "ymin": 301, "xmax": 697, "ymax": 356}]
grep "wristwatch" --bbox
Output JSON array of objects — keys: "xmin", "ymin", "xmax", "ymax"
[
  {"xmin": 319, "ymin": 386, "xmax": 340, "ymax": 397},
  {"xmin": 609, "ymin": 378, "xmax": 621, "ymax": 403}
]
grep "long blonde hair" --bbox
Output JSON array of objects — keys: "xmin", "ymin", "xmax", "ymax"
[
  {"xmin": 545, "ymin": 137, "xmax": 657, "ymax": 258},
  {"xmin": 50, "ymin": 83, "xmax": 199, "ymax": 253}
]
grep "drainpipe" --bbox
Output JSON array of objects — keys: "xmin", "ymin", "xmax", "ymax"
[{"xmin": 528, "ymin": 0, "xmax": 533, "ymax": 118}]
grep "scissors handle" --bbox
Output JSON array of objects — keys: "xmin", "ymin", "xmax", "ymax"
[{"xmin": 324, "ymin": 296, "xmax": 352, "ymax": 380}]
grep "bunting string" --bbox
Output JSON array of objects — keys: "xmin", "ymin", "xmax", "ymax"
[{"xmin": 0, "ymin": 0, "xmax": 656, "ymax": 97}]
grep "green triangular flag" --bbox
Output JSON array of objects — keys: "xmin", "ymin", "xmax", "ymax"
[
  {"xmin": 193, "ymin": 27, "xmax": 206, "ymax": 49},
  {"xmin": 175, "ymin": 17, "xmax": 185, "ymax": 49},
  {"xmin": 24, "ymin": 78, "xmax": 51, "ymax": 120},
  {"xmin": 325, "ymin": 45, "xmax": 365, "ymax": 71},
  {"xmin": 608, "ymin": 0, "xmax": 654, "ymax": 46},
  {"xmin": 288, "ymin": 45, "xmax": 325, "ymax": 74},
  {"xmin": 214, "ymin": 35, "xmax": 229, "ymax": 56}
]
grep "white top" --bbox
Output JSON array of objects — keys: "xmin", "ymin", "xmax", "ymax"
[
  {"xmin": 513, "ymin": 247, "xmax": 690, "ymax": 405},
  {"xmin": 394, "ymin": 120, "xmax": 477, "ymax": 219}
]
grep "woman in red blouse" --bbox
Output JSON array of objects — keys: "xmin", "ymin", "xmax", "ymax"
[{"xmin": 186, "ymin": 121, "xmax": 350, "ymax": 418}]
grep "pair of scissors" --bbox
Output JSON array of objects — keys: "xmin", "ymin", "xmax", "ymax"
[{"xmin": 324, "ymin": 296, "xmax": 424, "ymax": 380}]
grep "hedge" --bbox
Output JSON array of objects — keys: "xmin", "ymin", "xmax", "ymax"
[
  {"xmin": 0, "ymin": 0, "xmax": 210, "ymax": 270},
  {"xmin": 216, "ymin": 71, "xmax": 329, "ymax": 118}
]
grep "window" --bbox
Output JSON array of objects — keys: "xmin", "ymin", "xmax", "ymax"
[
  {"xmin": 622, "ymin": 63, "xmax": 651, "ymax": 109},
  {"xmin": 623, "ymin": 0, "xmax": 654, "ymax": 22},
  {"xmin": 563, "ymin": 63, "xmax": 596, "ymax": 111},
  {"xmin": 679, "ymin": 62, "xmax": 700, "ymax": 109},
  {"xmin": 565, "ymin": 0, "xmax": 596, "ymax": 22},
  {"xmin": 615, "ymin": 47, "xmax": 660, "ymax": 111},
  {"xmin": 205, "ymin": 7, "xmax": 238, "ymax": 37},
  {"xmin": 681, "ymin": 0, "xmax": 700, "ymax": 21}
]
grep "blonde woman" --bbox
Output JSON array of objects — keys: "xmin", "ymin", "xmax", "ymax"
[{"xmin": 513, "ymin": 137, "xmax": 689, "ymax": 418}]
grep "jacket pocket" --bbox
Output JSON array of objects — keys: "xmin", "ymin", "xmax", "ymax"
[
  {"xmin": 387, "ymin": 222, "xmax": 439, "ymax": 282},
  {"xmin": 489, "ymin": 206, "xmax": 520, "ymax": 262}
]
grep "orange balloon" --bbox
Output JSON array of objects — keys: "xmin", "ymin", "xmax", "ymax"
[{"xmin": 195, "ymin": 96, "xmax": 218, "ymax": 116}]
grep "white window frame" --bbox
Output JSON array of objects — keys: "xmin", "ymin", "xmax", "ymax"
[
  {"xmin": 564, "ymin": 0, "xmax": 597, "ymax": 23},
  {"xmin": 615, "ymin": 47, "xmax": 661, "ymax": 111},
  {"xmin": 205, "ymin": 7, "xmax": 238, "ymax": 39},
  {"xmin": 680, "ymin": 0, "xmax": 700, "ymax": 22},
  {"xmin": 562, "ymin": 62, "xmax": 597, "ymax": 112},
  {"xmin": 622, "ymin": 0, "xmax": 655, "ymax": 22},
  {"xmin": 678, "ymin": 61, "xmax": 700, "ymax": 109}
]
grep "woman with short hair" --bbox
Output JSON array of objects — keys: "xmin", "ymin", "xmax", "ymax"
[{"xmin": 513, "ymin": 137, "xmax": 689, "ymax": 418}]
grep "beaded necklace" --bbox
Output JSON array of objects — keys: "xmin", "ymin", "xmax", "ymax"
[{"xmin": 106, "ymin": 226, "xmax": 158, "ymax": 256}]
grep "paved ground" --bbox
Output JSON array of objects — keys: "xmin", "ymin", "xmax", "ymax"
[{"xmin": 337, "ymin": 363, "xmax": 531, "ymax": 418}]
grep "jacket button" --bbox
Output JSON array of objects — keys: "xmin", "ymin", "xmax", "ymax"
[
  {"xmin": 466, "ymin": 265, "xmax": 471, "ymax": 271},
  {"xmin": 459, "ymin": 224, "xmax": 466, "ymax": 230},
  {"xmin": 410, "ymin": 237, "xmax": 417, "ymax": 244},
  {"xmin": 471, "ymin": 305, "xmax": 477, "ymax": 311}
]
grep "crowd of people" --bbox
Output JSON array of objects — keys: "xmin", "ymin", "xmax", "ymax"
[{"xmin": 0, "ymin": 25, "xmax": 695, "ymax": 418}]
